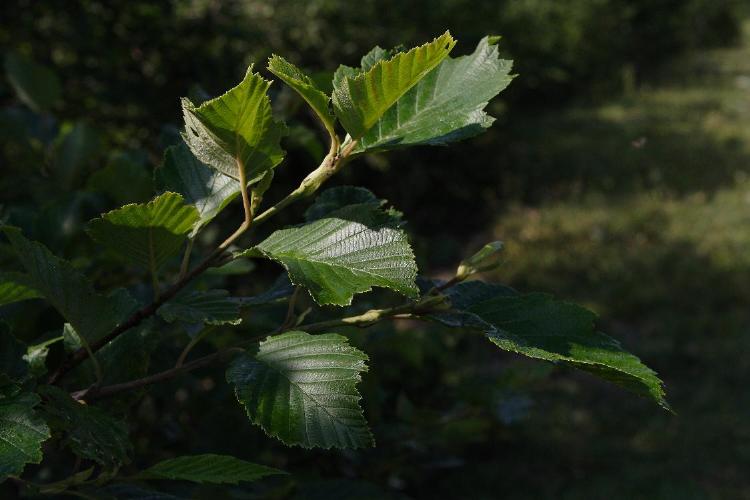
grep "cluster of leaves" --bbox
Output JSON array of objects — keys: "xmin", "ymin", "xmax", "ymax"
[{"xmin": 0, "ymin": 33, "xmax": 666, "ymax": 497}]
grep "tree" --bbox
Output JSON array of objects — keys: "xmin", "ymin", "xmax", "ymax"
[{"xmin": 0, "ymin": 33, "xmax": 667, "ymax": 497}]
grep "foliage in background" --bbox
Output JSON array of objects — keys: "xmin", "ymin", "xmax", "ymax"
[
  {"xmin": 2, "ymin": 3, "xmax": 749, "ymax": 499},
  {"xmin": 0, "ymin": 30, "xmax": 672, "ymax": 498}
]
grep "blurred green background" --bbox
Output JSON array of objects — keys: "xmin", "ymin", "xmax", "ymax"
[{"xmin": 2, "ymin": 0, "xmax": 750, "ymax": 498}]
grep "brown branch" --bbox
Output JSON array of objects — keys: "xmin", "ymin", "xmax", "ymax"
[
  {"xmin": 50, "ymin": 138, "xmax": 356, "ymax": 386},
  {"xmin": 47, "ymin": 249, "xmax": 226, "ymax": 385}
]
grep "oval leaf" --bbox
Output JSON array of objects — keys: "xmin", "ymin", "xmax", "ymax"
[{"xmin": 226, "ymin": 331, "xmax": 373, "ymax": 449}]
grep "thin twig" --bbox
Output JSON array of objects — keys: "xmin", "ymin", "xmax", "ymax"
[
  {"xmin": 175, "ymin": 326, "xmax": 215, "ymax": 368},
  {"xmin": 178, "ymin": 238, "xmax": 194, "ymax": 280},
  {"xmin": 71, "ymin": 294, "xmax": 446, "ymax": 403},
  {"xmin": 50, "ymin": 137, "xmax": 357, "ymax": 385},
  {"xmin": 72, "ymin": 348, "xmax": 244, "ymax": 402}
]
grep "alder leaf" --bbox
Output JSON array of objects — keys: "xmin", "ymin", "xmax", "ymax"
[
  {"xmin": 39, "ymin": 386, "xmax": 132, "ymax": 466},
  {"xmin": 267, "ymin": 55, "xmax": 336, "ymax": 137},
  {"xmin": 3, "ymin": 227, "xmax": 138, "ymax": 344},
  {"xmin": 155, "ymin": 142, "xmax": 240, "ymax": 236},
  {"xmin": 182, "ymin": 66, "xmax": 286, "ymax": 183},
  {"xmin": 332, "ymin": 31, "xmax": 456, "ymax": 138},
  {"xmin": 0, "ymin": 272, "xmax": 40, "ymax": 307},
  {"xmin": 355, "ymin": 36, "xmax": 514, "ymax": 153},
  {"xmin": 158, "ymin": 290, "xmax": 241, "ymax": 326},
  {"xmin": 431, "ymin": 281, "xmax": 669, "ymax": 408},
  {"xmin": 87, "ymin": 192, "xmax": 199, "ymax": 272},
  {"xmin": 250, "ymin": 201, "xmax": 417, "ymax": 306},
  {"xmin": 226, "ymin": 331, "xmax": 373, "ymax": 449},
  {"xmin": 138, "ymin": 454, "xmax": 285, "ymax": 484},
  {"xmin": 0, "ymin": 391, "xmax": 50, "ymax": 480}
]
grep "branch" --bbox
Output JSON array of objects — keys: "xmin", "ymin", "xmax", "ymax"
[
  {"xmin": 252, "ymin": 139, "xmax": 357, "ymax": 227},
  {"xmin": 49, "ymin": 138, "xmax": 357, "ymax": 385},
  {"xmin": 72, "ymin": 348, "xmax": 244, "ymax": 402},
  {"xmin": 72, "ymin": 294, "xmax": 447, "ymax": 403},
  {"xmin": 48, "ymin": 162, "xmax": 254, "ymax": 385}
]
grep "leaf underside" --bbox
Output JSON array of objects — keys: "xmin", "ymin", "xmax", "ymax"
[
  {"xmin": 182, "ymin": 66, "xmax": 286, "ymax": 183},
  {"xmin": 157, "ymin": 142, "xmax": 240, "ymax": 236},
  {"xmin": 267, "ymin": 55, "xmax": 336, "ymax": 136},
  {"xmin": 226, "ymin": 331, "xmax": 373, "ymax": 449}
]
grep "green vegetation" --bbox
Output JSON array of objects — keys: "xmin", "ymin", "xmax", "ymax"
[
  {"xmin": 1, "ymin": 2, "xmax": 748, "ymax": 498},
  {"xmin": 485, "ymin": 21, "xmax": 750, "ymax": 499}
]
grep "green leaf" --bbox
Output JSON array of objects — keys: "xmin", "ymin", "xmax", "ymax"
[
  {"xmin": 332, "ymin": 31, "xmax": 456, "ymax": 138},
  {"xmin": 0, "ymin": 391, "xmax": 50, "ymax": 480},
  {"xmin": 39, "ymin": 386, "xmax": 132, "ymax": 466},
  {"xmin": 139, "ymin": 454, "xmax": 285, "ymax": 484},
  {"xmin": 156, "ymin": 142, "xmax": 241, "ymax": 237},
  {"xmin": 226, "ymin": 331, "xmax": 373, "ymax": 449},
  {"xmin": 0, "ymin": 272, "xmax": 40, "ymax": 307},
  {"xmin": 355, "ymin": 37, "xmax": 514, "ymax": 153},
  {"xmin": 24, "ymin": 337, "xmax": 58, "ymax": 378},
  {"xmin": 158, "ymin": 290, "xmax": 241, "ymax": 326},
  {"xmin": 304, "ymin": 186, "xmax": 381, "ymax": 222},
  {"xmin": 0, "ymin": 323, "xmax": 28, "ymax": 384},
  {"xmin": 359, "ymin": 46, "xmax": 398, "ymax": 72},
  {"xmin": 87, "ymin": 151, "xmax": 154, "ymax": 205},
  {"xmin": 267, "ymin": 55, "xmax": 336, "ymax": 137},
  {"xmin": 456, "ymin": 240, "xmax": 504, "ymax": 278},
  {"xmin": 3, "ymin": 227, "xmax": 138, "ymax": 344},
  {"xmin": 252, "ymin": 202, "xmax": 418, "ymax": 306},
  {"xmin": 182, "ymin": 66, "xmax": 286, "ymax": 183},
  {"xmin": 4, "ymin": 52, "xmax": 61, "ymax": 112},
  {"xmin": 432, "ymin": 281, "xmax": 668, "ymax": 408},
  {"xmin": 87, "ymin": 192, "xmax": 199, "ymax": 272}
]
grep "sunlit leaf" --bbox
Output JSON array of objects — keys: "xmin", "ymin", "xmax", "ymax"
[
  {"xmin": 250, "ymin": 201, "xmax": 417, "ymax": 306},
  {"xmin": 332, "ymin": 31, "xmax": 456, "ymax": 138},
  {"xmin": 182, "ymin": 66, "xmax": 286, "ymax": 183},
  {"xmin": 355, "ymin": 37, "xmax": 514, "ymax": 153},
  {"xmin": 87, "ymin": 192, "xmax": 199, "ymax": 272},
  {"xmin": 268, "ymin": 55, "xmax": 336, "ymax": 137}
]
